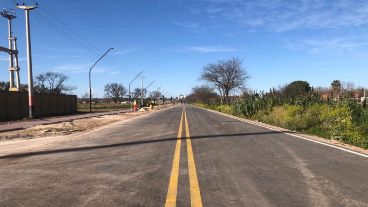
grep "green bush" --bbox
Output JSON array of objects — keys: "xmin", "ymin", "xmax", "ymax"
[
  {"xmin": 194, "ymin": 96, "xmax": 368, "ymax": 149},
  {"xmin": 214, "ymin": 105, "xmax": 233, "ymax": 115}
]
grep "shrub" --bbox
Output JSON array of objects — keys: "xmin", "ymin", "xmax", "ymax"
[
  {"xmin": 195, "ymin": 94, "xmax": 368, "ymax": 149},
  {"xmin": 214, "ymin": 105, "xmax": 233, "ymax": 115}
]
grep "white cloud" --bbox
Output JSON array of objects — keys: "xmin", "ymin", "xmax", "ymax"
[
  {"xmin": 51, "ymin": 63, "xmax": 106, "ymax": 74},
  {"xmin": 113, "ymin": 47, "xmax": 140, "ymax": 55},
  {"xmin": 187, "ymin": 45, "xmax": 239, "ymax": 53},
  {"xmin": 196, "ymin": 0, "xmax": 368, "ymax": 32},
  {"xmin": 0, "ymin": 56, "xmax": 8, "ymax": 62},
  {"xmin": 285, "ymin": 35, "xmax": 368, "ymax": 55},
  {"xmin": 172, "ymin": 21, "xmax": 210, "ymax": 34},
  {"xmin": 109, "ymin": 71, "xmax": 120, "ymax": 76}
]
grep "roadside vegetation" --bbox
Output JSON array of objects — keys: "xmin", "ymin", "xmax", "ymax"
[
  {"xmin": 188, "ymin": 57, "xmax": 368, "ymax": 149},
  {"xmin": 77, "ymin": 102, "xmax": 131, "ymax": 112}
]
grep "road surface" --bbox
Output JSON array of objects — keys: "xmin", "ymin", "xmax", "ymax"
[{"xmin": 0, "ymin": 105, "xmax": 367, "ymax": 207}]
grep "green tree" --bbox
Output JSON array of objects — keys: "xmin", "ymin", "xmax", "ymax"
[
  {"xmin": 283, "ymin": 81, "xmax": 311, "ymax": 97},
  {"xmin": 331, "ymin": 80, "xmax": 342, "ymax": 98}
]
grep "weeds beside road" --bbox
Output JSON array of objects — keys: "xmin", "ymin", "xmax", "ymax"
[{"xmin": 195, "ymin": 99, "xmax": 368, "ymax": 150}]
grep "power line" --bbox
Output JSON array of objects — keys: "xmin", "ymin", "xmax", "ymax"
[
  {"xmin": 8, "ymin": 0, "xmax": 104, "ymax": 59},
  {"xmin": 32, "ymin": 11, "xmax": 101, "ymax": 58},
  {"xmin": 6, "ymin": 0, "xmax": 118, "ymax": 69},
  {"xmin": 29, "ymin": 0, "xmax": 103, "ymax": 55}
]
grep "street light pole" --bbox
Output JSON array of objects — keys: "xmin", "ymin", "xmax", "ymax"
[
  {"xmin": 145, "ymin": 80, "xmax": 155, "ymax": 91},
  {"xmin": 89, "ymin": 47, "xmax": 114, "ymax": 113},
  {"xmin": 17, "ymin": 3, "xmax": 37, "ymax": 118},
  {"xmin": 128, "ymin": 71, "xmax": 143, "ymax": 102},
  {"xmin": 140, "ymin": 76, "xmax": 144, "ymax": 107}
]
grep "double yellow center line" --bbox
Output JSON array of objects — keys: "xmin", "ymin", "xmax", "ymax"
[{"xmin": 165, "ymin": 109, "xmax": 203, "ymax": 207}]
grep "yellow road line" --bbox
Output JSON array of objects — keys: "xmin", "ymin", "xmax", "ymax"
[
  {"xmin": 165, "ymin": 110, "xmax": 184, "ymax": 207},
  {"xmin": 184, "ymin": 110, "xmax": 203, "ymax": 207}
]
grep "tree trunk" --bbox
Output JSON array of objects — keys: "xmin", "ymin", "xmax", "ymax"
[{"xmin": 217, "ymin": 87, "xmax": 224, "ymax": 105}]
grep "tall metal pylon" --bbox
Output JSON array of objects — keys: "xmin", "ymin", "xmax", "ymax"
[{"xmin": 1, "ymin": 9, "xmax": 21, "ymax": 91}]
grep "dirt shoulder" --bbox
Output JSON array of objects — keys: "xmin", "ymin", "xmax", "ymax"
[{"xmin": 0, "ymin": 104, "xmax": 173, "ymax": 142}]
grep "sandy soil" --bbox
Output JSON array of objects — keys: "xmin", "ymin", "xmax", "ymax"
[{"xmin": 0, "ymin": 104, "xmax": 172, "ymax": 141}]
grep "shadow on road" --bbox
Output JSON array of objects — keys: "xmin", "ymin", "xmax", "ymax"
[{"xmin": 0, "ymin": 130, "xmax": 292, "ymax": 160}]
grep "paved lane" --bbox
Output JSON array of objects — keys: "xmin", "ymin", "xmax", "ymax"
[
  {"xmin": 185, "ymin": 105, "xmax": 368, "ymax": 207},
  {"xmin": 0, "ymin": 104, "xmax": 367, "ymax": 207},
  {"xmin": 0, "ymin": 106, "xmax": 182, "ymax": 207}
]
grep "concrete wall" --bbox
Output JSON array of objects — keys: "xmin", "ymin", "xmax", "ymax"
[{"xmin": 0, "ymin": 92, "xmax": 77, "ymax": 121}]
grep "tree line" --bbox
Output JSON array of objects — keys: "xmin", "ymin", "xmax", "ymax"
[
  {"xmin": 1, "ymin": 71, "xmax": 162, "ymax": 103},
  {"xmin": 0, "ymin": 72, "xmax": 75, "ymax": 95},
  {"xmin": 81, "ymin": 82, "xmax": 162, "ymax": 103},
  {"xmin": 187, "ymin": 57, "xmax": 367, "ymax": 105}
]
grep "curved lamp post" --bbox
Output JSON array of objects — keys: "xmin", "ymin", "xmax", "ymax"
[
  {"xmin": 89, "ymin": 47, "xmax": 114, "ymax": 113},
  {"xmin": 128, "ymin": 71, "xmax": 143, "ymax": 102}
]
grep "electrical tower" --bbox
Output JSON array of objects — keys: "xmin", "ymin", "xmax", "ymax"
[{"xmin": 0, "ymin": 9, "xmax": 21, "ymax": 91}]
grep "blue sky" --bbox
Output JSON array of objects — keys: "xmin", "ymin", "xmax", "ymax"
[{"xmin": 1, "ymin": 0, "xmax": 368, "ymax": 97}]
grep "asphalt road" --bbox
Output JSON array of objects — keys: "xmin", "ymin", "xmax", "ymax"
[{"xmin": 0, "ymin": 105, "xmax": 367, "ymax": 207}]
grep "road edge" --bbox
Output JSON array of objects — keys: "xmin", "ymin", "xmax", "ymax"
[{"xmin": 192, "ymin": 105, "xmax": 368, "ymax": 158}]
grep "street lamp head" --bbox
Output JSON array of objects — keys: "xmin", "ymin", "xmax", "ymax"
[
  {"xmin": 1, "ymin": 9, "xmax": 16, "ymax": 19},
  {"xmin": 16, "ymin": 3, "xmax": 38, "ymax": 10}
]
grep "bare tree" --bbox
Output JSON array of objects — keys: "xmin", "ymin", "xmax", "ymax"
[
  {"xmin": 35, "ymin": 72, "xmax": 76, "ymax": 94},
  {"xmin": 201, "ymin": 57, "xmax": 249, "ymax": 104},
  {"xmin": 0, "ymin": 81, "xmax": 9, "ymax": 91},
  {"xmin": 104, "ymin": 83, "xmax": 127, "ymax": 103},
  {"xmin": 149, "ymin": 90, "xmax": 162, "ymax": 99},
  {"xmin": 0, "ymin": 81, "xmax": 28, "ymax": 92},
  {"xmin": 191, "ymin": 85, "xmax": 218, "ymax": 104},
  {"xmin": 132, "ymin": 88, "xmax": 147, "ymax": 99},
  {"xmin": 81, "ymin": 92, "xmax": 89, "ymax": 99}
]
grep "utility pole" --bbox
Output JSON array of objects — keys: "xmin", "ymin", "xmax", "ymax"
[
  {"xmin": 128, "ymin": 71, "xmax": 143, "ymax": 102},
  {"xmin": 1, "ymin": 9, "xmax": 21, "ymax": 91},
  {"xmin": 141, "ymin": 76, "xmax": 144, "ymax": 107},
  {"xmin": 17, "ymin": 3, "xmax": 38, "ymax": 118},
  {"xmin": 88, "ymin": 48, "xmax": 114, "ymax": 113}
]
